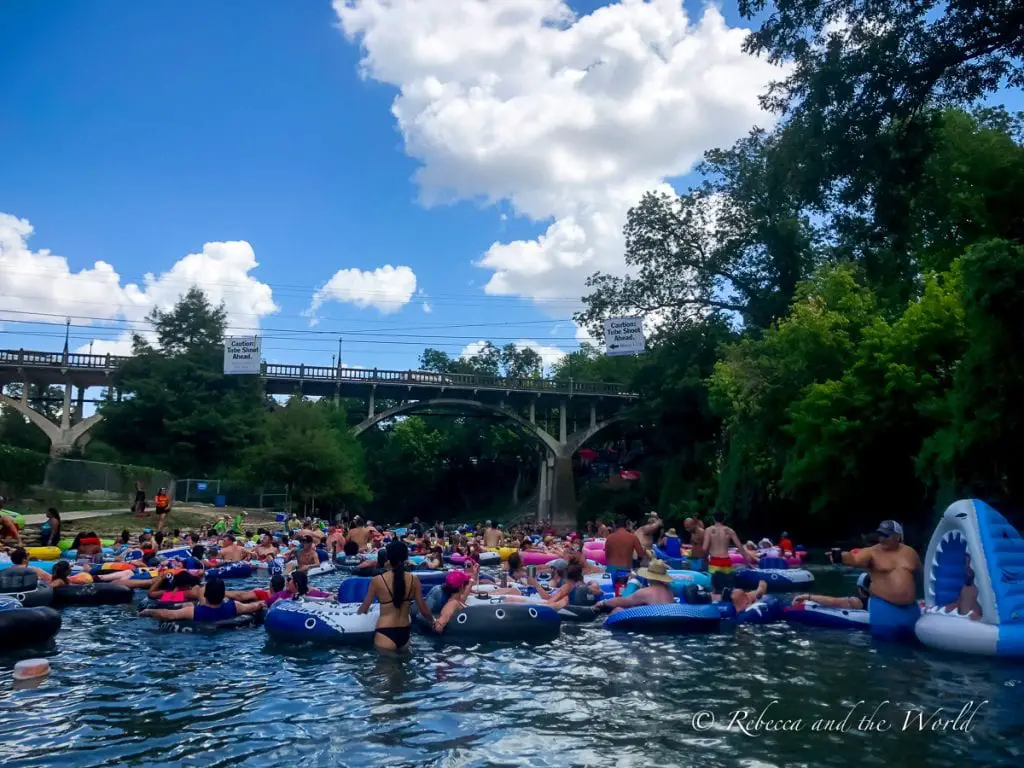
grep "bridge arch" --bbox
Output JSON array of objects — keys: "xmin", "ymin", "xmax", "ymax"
[
  {"xmin": 352, "ymin": 398, "xmax": 562, "ymax": 456},
  {"xmin": 0, "ymin": 392, "xmax": 104, "ymax": 456},
  {"xmin": 564, "ymin": 414, "xmax": 627, "ymax": 456}
]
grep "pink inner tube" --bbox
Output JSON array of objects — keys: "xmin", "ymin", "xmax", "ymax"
[
  {"xmin": 583, "ymin": 542, "xmax": 605, "ymax": 552},
  {"xmin": 784, "ymin": 556, "xmax": 801, "ymax": 568},
  {"xmin": 586, "ymin": 549, "xmax": 607, "ymax": 565},
  {"xmin": 729, "ymin": 552, "xmax": 745, "ymax": 565},
  {"xmin": 520, "ymin": 551, "xmax": 560, "ymax": 565},
  {"xmin": 450, "ymin": 553, "xmax": 468, "ymax": 565}
]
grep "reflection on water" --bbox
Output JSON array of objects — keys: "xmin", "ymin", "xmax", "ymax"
[{"xmin": 2, "ymin": 567, "xmax": 1023, "ymax": 767}]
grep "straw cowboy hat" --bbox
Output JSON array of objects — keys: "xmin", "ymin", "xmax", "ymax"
[
  {"xmin": 637, "ymin": 559, "xmax": 674, "ymax": 584},
  {"xmin": 666, "ymin": 528, "xmax": 678, "ymax": 537}
]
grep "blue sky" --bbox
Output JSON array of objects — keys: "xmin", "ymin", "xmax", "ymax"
[{"xmin": 1, "ymin": 1, "xmax": 1018, "ymax": 376}]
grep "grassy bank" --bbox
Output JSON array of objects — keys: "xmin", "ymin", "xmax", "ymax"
[{"xmin": 31, "ymin": 506, "xmax": 283, "ymax": 539}]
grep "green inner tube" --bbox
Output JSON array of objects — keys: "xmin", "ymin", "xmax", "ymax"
[{"xmin": 3, "ymin": 511, "xmax": 26, "ymax": 530}]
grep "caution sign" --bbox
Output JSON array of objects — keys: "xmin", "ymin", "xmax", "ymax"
[
  {"xmin": 223, "ymin": 336, "xmax": 262, "ymax": 375},
  {"xmin": 603, "ymin": 317, "xmax": 645, "ymax": 357}
]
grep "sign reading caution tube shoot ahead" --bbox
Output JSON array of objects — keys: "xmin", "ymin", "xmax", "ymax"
[
  {"xmin": 223, "ymin": 336, "xmax": 262, "ymax": 375},
  {"xmin": 602, "ymin": 317, "xmax": 646, "ymax": 357}
]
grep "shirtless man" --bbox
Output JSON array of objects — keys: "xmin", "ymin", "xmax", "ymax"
[
  {"xmin": 324, "ymin": 526, "xmax": 345, "ymax": 558},
  {"xmin": 835, "ymin": 520, "xmax": 921, "ymax": 640},
  {"xmin": 596, "ymin": 520, "xmax": 610, "ymax": 538},
  {"xmin": 635, "ymin": 512, "xmax": 663, "ymax": 552},
  {"xmin": 944, "ymin": 554, "xmax": 982, "ymax": 621},
  {"xmin": 683, "ymin": 517, "xmax": 706, "ymax": 570},
  {"xmin": 594, "ymin": 559, "xmax": 676, "ymax": 614},
  {"xmin": 254, "ymin": 533, "xmax": 279, "ymax": 561},
  {"xmin": 287, "ymin": 535, "xmax": 322, "ymax": 574},
  {"xmin": 217, "ymin": 535, "xmax": 247, "ymax": 563},
  {"xmin": 347, "ymin": 518, "xmax": 372, "ymax": 551},
  {"xmin": 604, "ymin": 518, "xmax": 647, "ymax": 573},
  {"xmin": 704, "ymin": 511, "xmax": 755, "ymax": 592},
  {"xmin": 483, "ymin": 521, "xmax": 502, "ymax": 549}
]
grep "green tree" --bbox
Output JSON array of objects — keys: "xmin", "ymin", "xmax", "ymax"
[
  {"xmin": 577, "ymin": 127, "xmax": 819, "ymax": 335},
  {"xmin": 242, "ymin": 396, "xmax": 370, "ymax": 504},
  {"xmin": 782, "ymin": 269, "xmax": 966, "ymax": 532},
  {"xmin": 920, "ymin": 239, "xmax": 1024, "ymax": 506},
  {"xmin": 97, "ymin": 288, "xmax": 267, "ymax": 475}
]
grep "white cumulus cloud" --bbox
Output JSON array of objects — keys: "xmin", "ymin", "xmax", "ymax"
[
  {"xmin": 460, "ymin": 338, "xmax": 568, "ymax": 373},
  {"xmin": 307, "ymin": 264, "xmax": 417, "ymax": 321},
  {"xmin": 334, "ymin": 0, "xmax": 786, "ymax": 306},
  {"xmin": 0, "ymin": 212, "xmax": 278, "ymax": 356}
]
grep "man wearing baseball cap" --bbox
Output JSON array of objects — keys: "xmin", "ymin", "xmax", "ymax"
[{"xmin": 830, "ymin": 519, "xmax": 922, "ymax": 641}]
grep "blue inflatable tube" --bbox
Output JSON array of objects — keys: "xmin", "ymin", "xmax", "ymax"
[
  {"xmin": 784, "ymin": 602, "xmax": 870, "ymax": 631},
  {"xmin": 717, "ymin": 596, "xmax": 784, "ymax": 624},
  {"xmin": 206, "ymin": 562, "xmax": 253, "ymax": 580},
  {"xmin": 265, "ymin": 601, "xmax": 378, "ymax": 646},
  {"xmin": 734, "ymin": 568, "xmax": 814, "ymax": 592},
  {"xmin": 604, "ymin": 603, "xmax": 721, "ymax": 633},
  {"xmin": 652, "ymin": 546, "xmax": 685, "ymax": 570}
]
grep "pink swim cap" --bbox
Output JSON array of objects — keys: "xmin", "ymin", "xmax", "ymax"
[{"xmin": 445, "ymin": 570, "xmax": 471, "ymax": 589}]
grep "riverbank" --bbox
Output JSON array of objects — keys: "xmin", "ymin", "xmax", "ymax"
[{"xmin": 21, "ymin": 506, "xmax": 282, "ymax": 539}]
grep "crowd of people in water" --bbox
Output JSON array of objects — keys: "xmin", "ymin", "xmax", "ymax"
[{"xmin": 2, "ymin": 481, "xmax": 984, "ymax": 653}]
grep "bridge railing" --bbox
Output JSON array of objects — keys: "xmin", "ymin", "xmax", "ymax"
[
  {"xmin": 0, "ymin": 349, "xmax": 633, "ymax": 397},
  {"xmin": 262, "ymin": 363, "xmax": 630, "ymax": 397},
  {"xmin": 0, "ymin": 349, "xmax": 130, "ymax": 369}
]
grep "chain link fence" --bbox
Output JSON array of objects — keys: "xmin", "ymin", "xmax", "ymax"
[
  {"xmin": 180, "ymin": 478, "xmax": 290, "ymax": 510},
  {"xmin": 42, "ymin": 457, "xmax": 176, "ymax": 507}
]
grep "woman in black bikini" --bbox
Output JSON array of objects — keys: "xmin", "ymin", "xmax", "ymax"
[{"xmin": 357, "ymin": 540, "xmax": 432, "ymax": 652}]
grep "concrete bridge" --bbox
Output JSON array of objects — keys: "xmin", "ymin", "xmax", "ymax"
[{"xmin": 0, "ymin": 348, "xmax": 637, "ymax": 528}]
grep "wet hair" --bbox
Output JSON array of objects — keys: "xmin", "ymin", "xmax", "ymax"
[
  {"xmin": 291, "ymin": 571, "xmax": 310, "ymax": 596},
  {"xmin": 120, "ymin": 530, "xmax": 131, "ymax": 544},
  {"xmin": 344, "ymin": 541, "xmax": 359, "ymax": 557},
  {"xmin": 174, "ymin": 529, "xmax": 181, "ymax": 537},
  {"xmin": 270, "ymin": 573, "xmax": 286, "ymax": 592},
  {"xmin": 713, "ymin": 511, "xmax": 725, "ymax": 523},
  {"xmin": 154, "ymin": 532, "xmax": 165, "ymax": 548},
  {"xmin": 71, "ymin": 533, "xmax": 84, "ymax": 549},
  {"xmin": 377, "ymin": 549, "xmax": 387, "ymax": 568},
  {"xmin": 507, "ymin": 552, "xmax": 522, "ymax": 574},
  {"xmin": 566, "ymin": 563, "xmax": 584, "ymax": 582},
  {"xmin": 386, "ymin": 540, "xmax": 409, "ymax": 606},
  {"xmin": 51, "ymin": 560, "xmax": 72, "ymax": 581},
  {"xmin": 47, "ymin": 507, "xmax": 61, "ymax": 521},
  {"xmin": 615, "ymin": 517, "xmax": 628, "ymax": 529},
  {"xmin": 191, "ymin": 545, "xmax": 206, "ymax": 560},
  {"xmin": 205, "ymin": 577, "xmax": 226, "ymax": 604},
  {"xmin": 10, "ymin": 547, "xmax": 27, "ymax": 565}
]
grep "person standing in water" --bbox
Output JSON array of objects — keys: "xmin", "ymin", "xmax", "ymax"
[
  {"xmin": 358, "ymin": 540, "xmax": 433, "ymax": 653},
  {"xmin": 705, "ymin": 511, "xmax": 755, "ymax": 593},
  {"xmin": 832, "ymin": 520, "xmax": 921, "ymax": 640},
  {"xmin": 683, "ymin": 518, "xmax": 706, "ymax": 571}
]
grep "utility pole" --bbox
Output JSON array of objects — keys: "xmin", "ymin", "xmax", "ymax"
[{"xmin": 337, "ymin": 336, "xmax": 343, "ymax": 370}]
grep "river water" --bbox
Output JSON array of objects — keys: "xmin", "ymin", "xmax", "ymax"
[{"xmin": 2, "ymin": 567, "xmax": 1022, "ymax": 767}]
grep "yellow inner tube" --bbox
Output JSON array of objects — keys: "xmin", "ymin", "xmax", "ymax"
[
  {"xmin": 488, "ymin": 547, "xmax": 518, "ymax": 561},
  {"xmin": 25, "ymin": 546, "xmax": 61, "ymax": 561}
]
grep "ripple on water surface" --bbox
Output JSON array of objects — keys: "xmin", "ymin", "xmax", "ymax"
[{"xmin": 2, "ymin": 570, "xmax": 1023, "ymax": 767}]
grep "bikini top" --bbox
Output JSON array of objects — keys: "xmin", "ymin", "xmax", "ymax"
[{"xmin": 378, "ymin": 573, "xmax": 414, "ymax": 605}]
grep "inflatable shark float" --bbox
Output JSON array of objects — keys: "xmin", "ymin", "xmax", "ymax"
[{"xmin": 916, "ymin": 499, "xmax": 1024, "ymax": 656}]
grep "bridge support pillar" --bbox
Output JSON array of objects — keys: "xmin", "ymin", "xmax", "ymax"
[
  {"xmin": 529, "ymin": 400, "xmax": 535, "ymax": 425},
  {"xmin": 590, "ymin": 402, "xmax": 596, "ymax": 429},
  {"xmin": 76, "ymin": 386, "xmax": 85, "ymax": 421},
  {"xmin": 61, "ymin": 383, "xmax": 72, "ymax": 431},
  {"xmin": 550, "ymin": 453, "xmax": 576, "ymax": 531},
  {"xmin": 537, "ymin": 454, "xmax": 549, "ymax": 520},
  {"xmin": 0, "ymin": 391, "xmax": 104, "ymax": 457},
  {"xmin": 368, "ymin": 388, "xmax": 375, "ymax": 419},
  {"xmin": 559, "ymin": 400, "xmax": 567, "ymax": 443}
]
